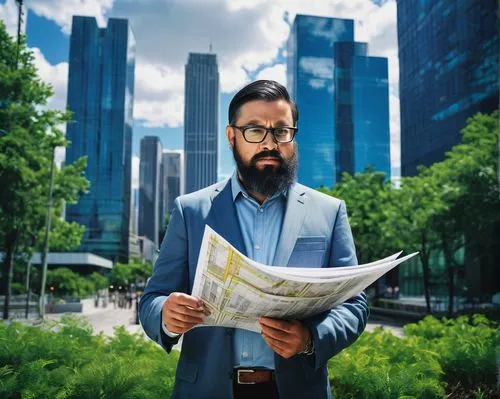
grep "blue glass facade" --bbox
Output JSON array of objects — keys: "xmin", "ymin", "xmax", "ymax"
[
  {"xmin": 161, "ymin": 151, "xmax": 183, "ymax": 217},
  {"xmin": 65, "ymin": 16, "xmax": 135, "ymax": 262},
  {"xmin": 139, "ymin": 136, "xmax": 162, "ymax": 246},
  {"xmin": 397, "ymin": 0, "xmax": 499, "ymax": 176},
  {"xmin": 287, "ymin": 15, "xmax": 390, "ymax": 188},
  {"xmin": 352, "ymin": 55, "xmax": 391, "ymax": 178},
  {"xmin": 184, "ymin": 53, "xmax": 219, "ymax": 193}
]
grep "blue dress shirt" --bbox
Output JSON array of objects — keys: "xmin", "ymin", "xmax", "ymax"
[{"xmin": 230, "ymin": 171, "xmax": 287, "ymax": 370}]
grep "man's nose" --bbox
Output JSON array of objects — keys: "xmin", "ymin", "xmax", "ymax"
[{"xmin": 260, "ymin": 130, "xmax": 278, "ymax": 150}]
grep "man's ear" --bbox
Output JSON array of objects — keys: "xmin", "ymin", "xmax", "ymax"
[{"xmin": 226, "ymin": 125, "xmax": 235, "ymax": 148}]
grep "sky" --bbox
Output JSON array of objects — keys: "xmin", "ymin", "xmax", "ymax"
[{"xmin": 0, "ymin": 0, "xmax": 401, "ymax": 189}]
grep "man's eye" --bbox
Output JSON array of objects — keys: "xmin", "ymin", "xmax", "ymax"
[{"xmin": 247, "ymin": 128, "xmax": 266, "ymax": 134}]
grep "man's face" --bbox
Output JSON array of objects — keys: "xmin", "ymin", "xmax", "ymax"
[{"xmin": 226, "ymin": 99, "xmax": 298, "ymax": 196}]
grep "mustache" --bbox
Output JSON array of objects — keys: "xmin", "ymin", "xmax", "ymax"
[{"xmin": 251, "ymin": 150, "xmax": 284, "ymax": 164}]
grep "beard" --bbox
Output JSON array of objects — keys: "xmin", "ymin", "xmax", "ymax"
[{"xmin": 232, "ymin": 142, "xmax": 298, "ymax": 197}]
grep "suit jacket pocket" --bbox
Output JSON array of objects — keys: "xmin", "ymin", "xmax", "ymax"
[{"xmin": 288, "ymin": 237, "xmax": 326, "ymax": 267}]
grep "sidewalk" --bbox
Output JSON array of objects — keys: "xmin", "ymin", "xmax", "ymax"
[{"xmin": 46, "ymin": 299, "xmax": 144, "ymax": 337}]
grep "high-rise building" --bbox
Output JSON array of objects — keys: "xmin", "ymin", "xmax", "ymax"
[
  {"xmin": 130, "ymin": 187, "xmax": 138, "ymax": 235},
  {"xmin": 397, "ymin": 0, "xmax": 499, "ymax": 176},
  {"xmin": 139, "ymin": 136, "xmax": 162, "ymax": 246},
  {"xmin": 287, "ymin": 15, "xmax": 390, "ymax": 188},
  {"xmin": 160, "ymin": 150, "xmax": 184, "ymax": 221},
  {"xmin": 65, "ymin": 16, "xmax": 135, "ymax": 263},
  {"xmin": 184, "ymin": 53, "xmax": 219, "ymax": 193},
  {"xmin": 335, "ymin": 42, "xmax": 391, "ymax": 182}
]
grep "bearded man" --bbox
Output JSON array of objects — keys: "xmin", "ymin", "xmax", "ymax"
[{"xmin": 140, "ymin": 80, "xmax": 368, "ymax": 399}]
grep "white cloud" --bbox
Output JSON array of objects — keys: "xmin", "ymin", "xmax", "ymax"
[
  {"xmin": 131, "ymin": 155, "xmax": 139, "ymax": 189},
  {"xmin": 31, "ymin": 47, "xmax": 68, "ymax": 111},
  {"xmin": 54, "ymin": 146, "xmax": 66, "ymax": 168},
  {"xmin": 133, "ymin": 62, "xmax": 184, "ymax": 127},
  {"xmin": 255, "ymin": 64, "xmax": 286, "ymax": 86},
  {"xmin": 0, "ymin": 0, "xmax": 26, "ymax": 37},
  {"xmin": 28, "ymin": 0, "xmax": 114, "ymax": 34},
  {"xmin": 299, "ymin": 57, "xmax": 334, "ymax": 79}
]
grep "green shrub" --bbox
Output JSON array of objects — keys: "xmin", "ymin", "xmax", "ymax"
[
  {"xmin": 328, "ymin": 327, "xmax": 445, "ymax": 398},
  {"xmin": 1, "ymin": 314, "xmax": 498, "ymax": 398},
  {"xmin": 0, "ymin": 316, "xmax": 178, "ymax": 399},
  {"xmin": 405, "ymin": 314, "xmax": 500, "ymax": 393}
]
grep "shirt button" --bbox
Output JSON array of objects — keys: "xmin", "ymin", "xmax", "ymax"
[
  {"xmin": 254, "ymin": 245, "xmax": 260, "ymax": 250},
  {"xmin": 242, "ymin": 352, "xmax": 248, "ymax": 358},
  {"xmin": 258, "ymin": 208, "xmax": 264, "ymax": 213}
]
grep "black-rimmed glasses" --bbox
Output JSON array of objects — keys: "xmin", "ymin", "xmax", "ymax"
[{"xmin": 230, "ymin": 125, "xmax": 298, "ymax": 143}]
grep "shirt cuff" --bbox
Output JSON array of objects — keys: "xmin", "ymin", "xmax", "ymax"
[{"xmin": 161, "ymin": 320, "xmax": 181, "ymax": 338}]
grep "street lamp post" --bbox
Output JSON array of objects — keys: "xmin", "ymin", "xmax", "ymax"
[
  {"xmin": 39, "ymin": 145, "xmax": 56, "ymax": 319},
  {"xmin": 15, "ymin": 0, "xmax": 24, "ymax": 69}
]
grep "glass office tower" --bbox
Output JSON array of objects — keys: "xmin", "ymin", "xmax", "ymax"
[
  {"xmin": 352, "ymin": 54, "xmax": 391, "ymax": 178},
  {"xmin": 65, "ymin": 16, "xmax": 135, "ymax": 262},
  {"xmin": 397, "ymin": 0, "xmax": 499, "ymax": 176},
  {"xmin": 184, "ymin": 53, "xmax": 219, "ymax": 193},
  {"xmin": 160, "ymin": 150, "xmax": 184, "ymax": 217},
  {"xmin": 139, "ymin": 136, "xmax": 162, "ymax": 247},
  {"xmin": 287, "ymin": 15, "xmax": 390, "ymax": 188}
]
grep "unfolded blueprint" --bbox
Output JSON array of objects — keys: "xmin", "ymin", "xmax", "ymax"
[{"xmin": 191, "ymin": 225, "xmax": 417, "ymax": 332}]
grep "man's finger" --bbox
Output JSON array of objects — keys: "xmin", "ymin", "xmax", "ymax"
[
  {"xmin": 172, "ymin": 293, "xmax": 204, "ymax": 309},
  {"xmin": 169, "ymin": 311, "xmax": 204, "ymax": 325},
  {"xmin": 167, "ymin": 320, "xmax": 198, "ymax": 334},
  {"xmin": 262, "ymin": 331, "xmax": 288, "ymax": 353},
  {"xmin": 262, "ymin": 333, "xmax": 295, "ymax": 358},
  {"xmin": 259, "ymin": 317, "xmax": 293, "ymax": 333},
  {"xmin": 172, "ymin": 304, "xmax": 206, "ymax": 319},
  {"xmin": 260, "ymin": 323, "xmax": 290, "ymax": 344}
]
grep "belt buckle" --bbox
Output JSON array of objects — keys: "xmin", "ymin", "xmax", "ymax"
[{"xmin": 237, "ymin": 369, "xmax": 256, "ymax": 385}]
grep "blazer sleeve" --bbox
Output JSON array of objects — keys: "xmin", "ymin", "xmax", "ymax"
[
  {"xmin": 302, "ymin": 200, "xmax": 369, "ymax": 369},
  {"xmin": 139, "ymin": 197, "xmax": 189, "ymax": 353}
]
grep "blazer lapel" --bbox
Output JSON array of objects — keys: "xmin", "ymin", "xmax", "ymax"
[
  {"xmin": 273, "ymin": 184, "xmax": 307, "ymax": 266},
  {"xmin": 206, "ymin": 180, "xmax": 247, "ymax": 256}
]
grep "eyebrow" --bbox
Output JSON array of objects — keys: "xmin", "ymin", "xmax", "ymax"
[{"xmin": 241, "ymin": 119, "xmax": 292, "ymax": 126}]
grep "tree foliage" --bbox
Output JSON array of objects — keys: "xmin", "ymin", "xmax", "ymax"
[
  {"xmin": 0, "ymin": 22, "xmax": 89, "ymax": 318},
  {"xmin": 321, "ymin": 112, "xmax": 499, "ymax": 313},
  {"xmin": 110, "ymin": 259, "xmax": 153, "ymax": 288}
]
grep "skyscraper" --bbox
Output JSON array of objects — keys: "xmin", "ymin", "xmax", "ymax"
[
  {"xmin": 335, "ymin": 42, "xmax": 391, "ymax": 181},
  {"xmin": 65, "ymin": 16, "xmax": 135, "ymax": 262},
  {"xmin": 184, "ymin": 53, "xmax": 219, "ymax": 193},
  {"xmin": 287, "ymin": 15, "xmax": 390, "ymax": 188},
  {"xmin": 139, "ymin": 136, "xmax": 162, "ymax": 246},
  {"xmin": 397, "ymin": 0, "xmax": 499, "ymax": 176},
  {"xmin": 160, "ymin": 150, "xmax": 184, "ymax": 220}
]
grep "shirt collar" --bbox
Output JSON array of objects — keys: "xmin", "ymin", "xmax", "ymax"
[{"xmin": 230, "ymin": 170, "xmax": 288, "ymax": 203}]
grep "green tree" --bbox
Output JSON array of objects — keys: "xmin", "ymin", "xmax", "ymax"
[
  {"xmin": 90, "ymin": 272, "xmax": 108, "ymax": 292},
  {"xmin": 428, "ymin": 112, "xmax": 499, "ymax": 315},
  {"xmin": 384, "ymin": 173, "xmax": 445, "ymax": 313},
  {"xmin": 0, "ymin": 22, "xmax": 89, "ymax": 319},
  {"xmin": 46, "ymin": 268, "xmax": 95, "ymax": 298},
  {"xmin": 110, "ymin": 259, "xmax": 152, "ymax": 288},
  {"xmin": 319, "ymin": 168, "xmax": 399, "ymax": 297}
]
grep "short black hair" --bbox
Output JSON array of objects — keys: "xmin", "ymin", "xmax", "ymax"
[{"xmin": 228, "ymin": 80, "xmax": 299, "ymax": 126}]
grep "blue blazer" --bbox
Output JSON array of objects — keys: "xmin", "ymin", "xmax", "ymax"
[{"xmin": 139, "ymin": 179, "xmax": 368, "ymax": 398}]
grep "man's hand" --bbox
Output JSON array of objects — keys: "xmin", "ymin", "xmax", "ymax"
[
  {"xmin": 259, "ymin": 317, "xmax": 312, "ymax": 359},
  {"xmin": 162, "ymin": 293, "xmax": 208, "ymax": 334}
]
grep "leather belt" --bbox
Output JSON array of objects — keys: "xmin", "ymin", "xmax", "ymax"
[{"xmin": 234, "ymin": 368, "xmax": 275, "ymax": 385}]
